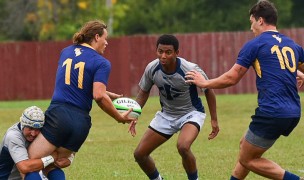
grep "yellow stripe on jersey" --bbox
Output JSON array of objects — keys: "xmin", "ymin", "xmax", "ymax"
[{"xmin": 253, "ymin": 59, "xmax": 262, "ymax": 78}]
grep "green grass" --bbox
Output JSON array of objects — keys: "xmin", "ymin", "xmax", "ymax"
[{"xmin": 1, "ymin": 94, "xmax": 304, "ymax": 180}]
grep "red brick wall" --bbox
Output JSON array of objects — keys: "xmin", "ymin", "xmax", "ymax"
[{"xmin": 0, "ymin": 28, "xmax": 303, "ymax": 100}]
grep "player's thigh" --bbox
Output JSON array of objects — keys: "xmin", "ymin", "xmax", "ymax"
[
  {"xmin": 28, "ymin": 133, "xmax": 57, "ymax": 158},
  {"xmin": 135, "ymin": 128, "xmax": 168, "ymax": 155},
  {"xmin": 177, "ymin": 123, "xmax": 199, "ymax": 148},
  {"xmin": 177, "ymin": 111, "xmax": 205, "ymax": 147},
  {"xmin": 56, "ymin": 147, "xmax": 73, "ymax": 158},
  {"xmin": 240, "ymin": 135, "xmax": 269, "ymax": 163}
]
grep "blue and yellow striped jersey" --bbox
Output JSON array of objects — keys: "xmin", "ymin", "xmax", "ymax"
[
  {"xmin": 51, "ymin": 44, "xmax": 111, "ymax": 112},
  {"xmin": 237, "ymin": 31, "xmax": 304, "ymax": 118}
]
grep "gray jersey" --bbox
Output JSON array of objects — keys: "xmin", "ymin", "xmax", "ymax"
[
  {"xmin": 139, "ymin": 57, "xmax": 208, "ymax": 118},
  {"xmin": 0, "ymin": 123, "xmax": 29, "ymax": 180}
]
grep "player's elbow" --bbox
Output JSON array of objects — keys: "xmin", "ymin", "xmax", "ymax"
[
  {"xmin": 94, "ymin": 92, "xmax": 105, "ymax": 103},
  {"xmin": 94, "ymin": 93, "xmax": 108, "ymax": 109}
]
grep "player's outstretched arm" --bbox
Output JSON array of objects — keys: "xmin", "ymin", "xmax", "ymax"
[
  {"xmin": 185, "ymin": 64, "xmax": 248, "ymax": 89},
  {"xmin": 204, "ymin": 89, "xmax": 219, "ymax": 140}
]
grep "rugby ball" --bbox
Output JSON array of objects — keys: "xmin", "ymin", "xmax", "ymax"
[{"xmin": 112, "ymin": 97, "xmax": 142, "ymax": 118}]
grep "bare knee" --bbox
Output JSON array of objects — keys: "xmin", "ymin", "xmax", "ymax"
[
  {"xmin": 177, "ymin": 143, "xmax": 191, "ymax": 157},
  {"xmin": 134, "ymin": 148, "xmax": 148, "ymax": 162},
  {"xmin": 239, "ymin": 158, "xmax": 252, "ymax": 170}
]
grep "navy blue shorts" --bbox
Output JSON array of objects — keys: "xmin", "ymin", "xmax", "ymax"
[
  {"xmin": 41, "ymin": 102, "xmax": 92, "ymax": 152},
  {"xmin": 249, "ymin": 115, "xmax": 300, "ymax": 140}
]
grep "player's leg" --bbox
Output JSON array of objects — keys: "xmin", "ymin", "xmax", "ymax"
[
  {"xmin": 134, "ymin": 112, "xmax": 176, "ymax": 180},
  {"xmin": 134, "ymin": 128, "xmax": 168, "ymax": 180},
  {"xmin": 230, "ymin": 137, "xmax": 250, "ymax": 180},
  {"xmin": 28, "ymin": 133, "xmax": 57, "ymax": 158},
  {"xmin": 239, "ymin": 135, "xmax": 283, "ymax": 179},
  {"xmin": 238, "ymin": 129, "xmax": 300, "ymax": 179},
  {"xmin": 177, "ymin": 111, "xmax": 205, "ymax": 180},
  {"xmin": 230, "ymin": 161, "xmax": 250, "ymax": 180},
  {"xmin": 177, "ymin": 122, "xmax": 200, "ymax": 180},
  {"xmin": 46, "ymin": 167, "xmax": 65, "ymax": 180},
  {"xmin": 42, "ymin": 147, "xmax": 73, "ymax": 180},
  {"xmin": 25, "ymin": 134, "xmax": 58, "ymax": 180}
]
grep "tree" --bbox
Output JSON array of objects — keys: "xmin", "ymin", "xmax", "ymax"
[
  {"xmin": 0, "ymin": 0, "xmax": 302, "ymax": 41},
  {"xmin": 290, "ymin": 0, "xmax": 304, "ymax": 27}
]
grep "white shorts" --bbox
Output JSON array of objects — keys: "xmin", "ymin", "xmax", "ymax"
[{"xmin": 149, "ymin": 111, "xmax": 206, "ymax": 136}]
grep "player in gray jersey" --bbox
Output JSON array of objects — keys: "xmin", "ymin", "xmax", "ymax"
[
  {"xmin": 0, "ymin": 106, "xmax": 70, "ymax": 180},
  {"xmin": 130, "ymin": 34, "xmax": 219, "ymax": 180}
]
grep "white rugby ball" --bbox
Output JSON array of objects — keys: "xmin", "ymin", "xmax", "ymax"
[{"xmin": 112, "ymin": 97, "xmax": 142, "ymax": 118}]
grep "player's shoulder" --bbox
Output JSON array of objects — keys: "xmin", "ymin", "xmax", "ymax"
[
  {"xmin": 145, "ymin": 58, "xmax": 161, "ymax": 70},
  {"xmin": 178, "ymin": 57, "xmax": 195, "ymax": 65},
  {"xmin": 178, "ymin": 57, "xmax": 200, "ymax": 71},
  {"xmin": 3, "ymin": 124, "xmax": 23, "ymax": 144}
]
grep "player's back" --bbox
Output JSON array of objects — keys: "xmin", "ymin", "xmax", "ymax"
[
  {"xmin": 51, "ymin": 44, "xmax": 111, "ymax": 112},
  {"xmin": 244, "ymin": 31, "xmax": 303, "ymax": 118}
]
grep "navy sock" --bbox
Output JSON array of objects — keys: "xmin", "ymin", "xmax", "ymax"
[
  {"xmin": 187, "ymin": 170, "xmax": 198, "ymax": 180},
  {"xmin": 230, "ymin": 175, "xmax": 240, "ymax": 180},
  {"xmin": 24, "ymin": 172, "xmax": 42, "ymax": 180},
  {"xmin": 47, "ymin": 168, "xmax": 65, "ymax": 180},
  {"xmin": 148, "ymin": 169, "xmax": 160, "ymax": 180},
  {"xmin": 283, "ymin": 171, "xmax": 300, "ymax": 180}
]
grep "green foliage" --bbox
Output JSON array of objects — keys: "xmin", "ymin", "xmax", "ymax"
[
  {"xmin": 0, "ymin": 0, "xmax": 303, "ymax": 41},
  {"xmin": 1, "ymin": 94, "xmax": 304, "ymax": 179},
  {"xmin": 290, "ymin": 0, "xmax": 304, "ymax": 27}
]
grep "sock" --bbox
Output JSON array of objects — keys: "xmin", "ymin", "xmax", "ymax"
[
  {"xmin": 24, "ymin": 172, "xmax": 42, "ymax": 180},
  {"xmin": 283, "ymin": 171, "xmax": 300, "ymax": 180},
  {"xmin": 187, "ymin": 170, "xmax": 198, "ymax": 180},
  {"xmin": 47, "ymin": 168, "xmax": 65, "ymax": 180},
  {"xmin": 148, "ymin": 169, "xmax": 161, "ymax": 180},
  {"xmin": 230, "ymin": 175, "xmax": 240, "ymax": 180}
]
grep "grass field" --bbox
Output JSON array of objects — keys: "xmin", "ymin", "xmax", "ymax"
[{"xmin": 1, "ymin": 94, "xmax": 304, "ymax": 180}]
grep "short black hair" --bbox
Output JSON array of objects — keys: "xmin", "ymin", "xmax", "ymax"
[
  {"xmin": 249, "ymin": 0, "xmax": 277, "ymax": 26},
  {"xmin": 156, "ymin": 34, "xmax": 179, "ymax": 51}
]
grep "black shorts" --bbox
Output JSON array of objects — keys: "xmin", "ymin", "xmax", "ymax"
[
  {"xmin": 249, "ymin": 115, "xmax": 300, "ymax": 140},
  {"xmin": 41, "ymin": 102, "xmax": 92, "ymax": 152}
]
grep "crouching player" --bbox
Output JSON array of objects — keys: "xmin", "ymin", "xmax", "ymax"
[{"xmin": 0, "ymin": 106, "xmax": 71, "ymax": 179}]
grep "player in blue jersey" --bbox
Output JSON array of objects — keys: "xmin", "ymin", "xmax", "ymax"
[
  {"xmin": 186, "ymin": 1, "xmax": 304, "ymax": 180},
  {"xmin": 0, "ymin": 106, "xmax": 70, "ymax": 180},
  {"xmin": 24, "ymin": 20, "xmax": 136, "ymax": 179},
  {"xmin": 130, "ymin": 34, "xmax": 219, "ymax": 180}
]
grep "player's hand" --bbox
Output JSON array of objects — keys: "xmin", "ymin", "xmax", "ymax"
[
  {"xmin": 297, "ymin": 76, "xmax": 304, "ymax": 88},
  {"xmin": 208, "ymin": 119, "xmax": 219, "ymax": 140},
  {"xmin": 107, "ymin": 91, "xmax": 123, "ymax": 100},
  {"xmin": 128, "ymin": 120, "xmax": 137, "ymax": 137},
  {"xmin": 185, "ymin": 70, "xmax": 207, "ymax": 88},
  {"xmin": 119, "ymin": 108, "xmax": 136, "ymax": 124},
  {"xmin": 50, "ymin": 151, "xmax": 58, "ymax": 160},
  {"xmin": 54, "ymin": 157, "xmax": 71, "ymax": 168}
]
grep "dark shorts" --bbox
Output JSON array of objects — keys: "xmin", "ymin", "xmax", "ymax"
[
  {"xmin": 41, "ymin": 102, "xmax": 92, "ymax": 152},
  {"xmin": 249, "ymin": 115, "xmax": 300, "ymax": 140}
]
